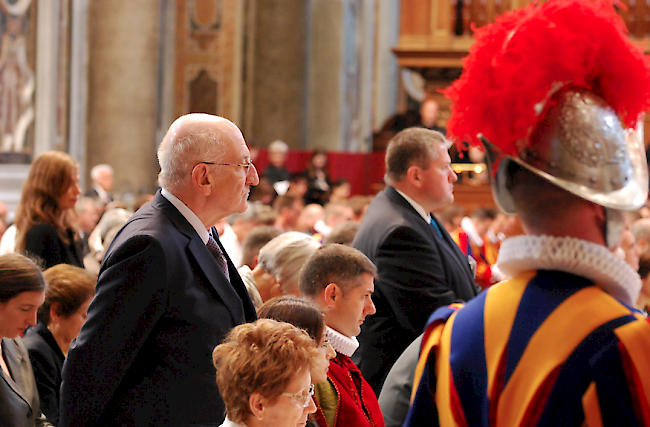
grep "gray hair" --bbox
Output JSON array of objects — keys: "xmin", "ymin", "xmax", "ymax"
[
  {"xmin": 90, "ymin": 164, "xmax": 113, "ymax": 180},
  {"xmin": 268, "ymin": 140, "xmax": 288, "ymax": 153},
  {"xmin": 157, "ymin": 129, "xmax": 226, "ymax": 194},
  {"xmin": 75, "ymin": 197, "xmax": 97, "ymax": 214},
  {"xmin": 258, "ymin": 232, "xmax": 321, "ymax": 294}
]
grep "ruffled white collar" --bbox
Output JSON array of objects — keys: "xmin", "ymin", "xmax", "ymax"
[
  {"xmin": 326, "ymin": 327, "xmax": 359, "ymax": 357},
  {"xmin": 497, "ymin": 235, "xmax": 640, "ymax": 306}
]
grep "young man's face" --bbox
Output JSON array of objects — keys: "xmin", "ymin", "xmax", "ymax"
[{"xmin": 326, "ymin": 273, "xmax": 376, "ymax": 337}]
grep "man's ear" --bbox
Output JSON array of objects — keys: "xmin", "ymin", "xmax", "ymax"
[
  {"xmin": 405, "ymin": 165, "xmax": 422, "ymax": 189},
  {"xmin": 323, "ymin": 283, "xmax": 340, "ymax": 308},
  {"xmin": 191, "ymin": 164, "xmax": 212, "ymax": 196}
]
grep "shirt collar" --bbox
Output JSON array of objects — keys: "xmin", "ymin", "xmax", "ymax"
[
  {"xmin": 161, "ymin": 188, "xmax": 210, "ymax": 244},
  {"xmin": 394, "ymin": 188, "xmax": 431, "ymax": 223},
  {"xmin": 326, "ymin": 326, "xmax": 359, "ymax": 357}
]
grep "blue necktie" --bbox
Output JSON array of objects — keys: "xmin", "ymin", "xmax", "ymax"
[{"xmin": 430, "ymin": 218, "xmax": 443, "ymax": 238}]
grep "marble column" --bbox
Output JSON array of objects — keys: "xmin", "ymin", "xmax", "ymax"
[
  {"xmin": 243, "ymin": 0, "xmax": 309, "ymax": 149},
  {"xmin": 85, "ymin": 0, "xmax": 160, "ymax": 197}
]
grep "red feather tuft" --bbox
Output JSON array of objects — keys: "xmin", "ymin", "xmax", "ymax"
[{"xmin": 443, "ymin": 0, "xmax": 650, "ymax": 156}]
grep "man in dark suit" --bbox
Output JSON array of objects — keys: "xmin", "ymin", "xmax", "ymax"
[
  {"xmin": 352, "ymin": 127, "xmax": 478, "ymax": 393},
  {"xmin": 59, "ymin": 114, "xmax": 259, "ymax": 426}
]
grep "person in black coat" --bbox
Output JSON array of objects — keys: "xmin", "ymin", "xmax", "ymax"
[
  {"xmin": 59, "ymin": 114, "xmax": 259, "ymax": 427},
  {"xmin": 15, "ymin": 151, "xmax": 84, "ymax": 270},
  {"xmin": 352, "ymin": 128, "xmax": 479, "ymax": 394},
  {"xmin": 23, "ymin": 264, "xmax": 96, "ymax": 425}
]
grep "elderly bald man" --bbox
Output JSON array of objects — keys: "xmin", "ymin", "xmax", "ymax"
[{"xmin": 60, "ymin": 114, "xmax": 259, "ymax": 426}]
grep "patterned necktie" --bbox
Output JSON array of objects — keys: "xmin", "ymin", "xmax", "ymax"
[
  {"xmin": 430, "ymin": 218, "xmax": 443, "ymax": 238},
  {"xmin": 207, "ymin": 234, "xmax": 230, "ymax": 282}
]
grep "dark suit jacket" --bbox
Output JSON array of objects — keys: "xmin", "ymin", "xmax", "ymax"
[
  {"xmin": 352, "ymin": 187, "xmax": 478, "ymax": 393},
  {"xmin": 0, "ymin": 337, "xmax": 51, "ymax": 427},
  {"xmin": 24, "ymin": 223, "xmax": 84, "ymax": 270},
  {"xmin": 23, "ymin": 323, "xmax": 65, "ymax": 425},
  {"xmin": 59, "ymin": 191, "xmax": 257, "ymax": 427}
]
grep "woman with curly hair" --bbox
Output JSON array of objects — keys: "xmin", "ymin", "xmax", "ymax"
[
  {"xmin": 213, "ymin": 319, "xmax": 318, "ymax": 427},
  {"xmin": 15, "ymin": 151, "xmax": 83, "ymax": 269}
]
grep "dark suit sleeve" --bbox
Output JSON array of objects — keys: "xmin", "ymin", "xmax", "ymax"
[
  {"xmin": 26, "ymin": 346, "xmax": 60, "ymax": 425},
  {"xmin": 59, "ymin": 235, "xmax": 169, "ymax": 427},
  {"xmin": 376, "ymin": 225, "xmax": 458, "ymax": 335},
  {"xmin": 24, "ymin": 224, "xmax": 65, "ymax": 269}
]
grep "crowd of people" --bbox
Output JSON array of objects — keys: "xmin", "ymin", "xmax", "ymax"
[{"xmin": 1, "ymin": 1, "xmax": 650, "ymax": 426}]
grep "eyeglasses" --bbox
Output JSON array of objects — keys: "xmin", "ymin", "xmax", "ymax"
[
  {"xmin": 281, "ymin": 384, "xmax": 315, "ymax": 408},
  {"xmin": 319, "ymin": 338, "xmax": 331, "ymax": 349},
  {"xmin": 198, "ymin": 161, "xmax": 254, "ymax": 174}
]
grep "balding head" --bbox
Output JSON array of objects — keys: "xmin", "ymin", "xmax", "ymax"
[
  {"xmin": 157, "ymin": 114, "xmax": 259, "ymax": 227},
  {"xmin": 158, "ymin": 114, "xmax": 239, "ymax": 193}
]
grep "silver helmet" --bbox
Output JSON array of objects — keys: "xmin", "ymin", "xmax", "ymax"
[{"xmin": 483, "ymin": 90, "xmax": 648, "ymax": 215}]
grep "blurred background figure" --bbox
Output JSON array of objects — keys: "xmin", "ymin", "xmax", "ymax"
[
  {"xmin": 312, "ymin": 202, "xmax": 355, "ymax": 242},
  {"xmin": 637, "ymin": 252, "xmax": 650, "ymax": 314},
  {"xmin": 323, "ymin": 222, "xmax": 360, "ymax": 247},
  {"xmin": 239, "ymin": 226, "xmax": 282, "ymax": 269},
  {"xmin": 23, "ymin": 264, "xmax": 96, "ymax": 425},
  {"xmin": 348, "ymin": 196, "xmax": 373, "ymax": 223},
  {"xmin": 221, "ymin": 203, "xmax": 268, "ymax": 267},
  {"xmin": 296, "ymin": 204, "xmax": 325, "ymax": 235},
  {"xmin": 84, "ymin": 164, "xmax": 114, "ymax": 207},
  {"xmin": 74, "ymin": 197, "xmax": 100, "ymax": 256},
  {"xmin": 83, "ymin": 208, "xmax": 133, "ymax": 276},
  {"xmin": 450, "ymin": 207, "xmax": 500, "ymax": 288},
  {"xmin": 240, "ymin": 232, "xmax": 320, "ymax": 308},
  {"xmin": 631, "ymin": 218, "xmax": 650, "ymax": 256},
  {"xmin": 15, "ymin": 151, "xmax": 84, "ymax": 270},
  {"xmin": 258, "ymin": 296, "xmax": 337, "ymax": 387},
  {"xmin": 212, "ymin": 319, "xmax": 318, "ymax": 427},
  {"xmin": 273, "ymin": 195, "xmax": 304, "ymax": 232},
  {"xmin": 305, "ymin": 150, "xmax": 331, "ymax": 205},
  {"xmin": 434, "ymin": 204, "xmax": 465, "ymax": 233},
  {"xmin": 285, "ymin": 173, "xmax": 309, "ymax": 200},
  {"xmin": 0, "ymin": 200, "xmax": 7, "ymax": 239},
  {"xmin": 0, "ymin": 253, "xmax": 50, "ymax": 426},
  {"xmin": 261, "ymin": 140, "xmax": 290, "ymax": 186},
  {"xmin": 418, "ymin": 98, "xmax": 445, "ymax": 134},
  {"xmin": 329, "ymin": 179, "xmax": 351, "ymax": 204}
]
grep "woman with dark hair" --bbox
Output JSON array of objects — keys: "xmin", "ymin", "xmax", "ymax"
[
  {"xmin": 258, "ymin": 296, "xmax": 336, "ymax": 385},
  {"xmin": 15, "ymin": 151, "xmax": 83, "ymax": 269},
  {"xmin": 304, "ymin": 150, "xmax": 331, "ymax": 205},
  {"xmin": 0, "ymin": 253, "xmax": 52, "ymax": 426},
  {"xmin": 23, "ymin": 264, "xmax": 96, "ymax": 424}
]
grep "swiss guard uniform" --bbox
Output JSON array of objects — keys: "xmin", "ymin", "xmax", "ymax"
[{"xmin": 404, "ymin": 0, "xmax": 650, "ymax": 425}]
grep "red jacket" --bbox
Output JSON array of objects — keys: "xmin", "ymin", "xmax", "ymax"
[{"xmin": 314, "ymin": 352, "xmax": 385, "ymax": 427}]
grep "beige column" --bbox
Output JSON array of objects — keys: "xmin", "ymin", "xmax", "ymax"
[
  {"xmin": 85, "ymin": 0, "xmax": 160, "ymax": 197},
  {"xmin": 244, "ymin": 0, "xmax": 309, "ymax": 149}
]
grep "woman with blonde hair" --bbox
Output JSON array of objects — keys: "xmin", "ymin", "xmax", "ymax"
[
  {"xmin": 15, "ymin": 151, "xmax": 83, "ymax": 269},
  {"xmin": 213, "ymin": 319, "xmax": 318, "ymax": 427}
]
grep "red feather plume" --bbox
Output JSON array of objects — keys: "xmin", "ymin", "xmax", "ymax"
[{"xmin": 443, "ymin": 0, "xmax": 650, "ymax": 156}]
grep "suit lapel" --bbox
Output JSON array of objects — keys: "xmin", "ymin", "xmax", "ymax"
[
  {"xmin": 212, "ymin": 229, "xmax": 257, "ymax": 321},
  {"xmin": 152, "ymin": 192, "xmax": 248, "ymax": 324},
  {"xmin": 1, "ymin": 338, "xmax": 33, "ymax": 410},
  {"xmin": 188, "ymin": 237, "xmax": 246, "ymax": 324}
]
